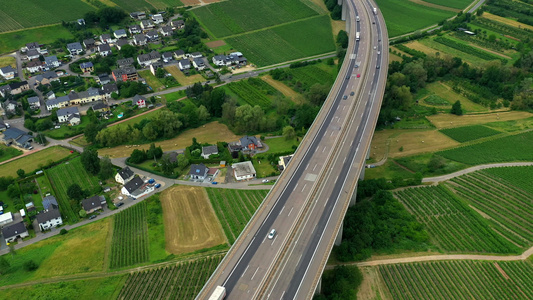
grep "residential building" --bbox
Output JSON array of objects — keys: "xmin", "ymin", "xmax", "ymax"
[
  {"xmin": 140, "ymin": 19, "xmax": 154, "ymax": 30},
  {"xmin": 192, "ymin": 57, "xmax": 205, "ymax": 70},
  {"xmin": 0, "ymin": 85, "xmax": 11, "ymax": 97},
  {"xmin": 92, "ymin": 101, "xmax": 110, "ymax": 113},
  {"xmin": 213, "ymin": 53, "xmax": 248, "ymax": 67},
  {"xmin": 116, "ymin": 39, "xmax": 130, "ymax": 50},
  {"xmin": 115, "ymin": 166, "xmax": 135, "ymax": 184},
  {"xmin": 190, "ymin": 52, "xmax": 203, "ymax": 58},
  {"xmin": 201, "ymin": 145, "xmax": 218, "ymax": 159},
  {"xmin": 171, "ymin": 19, "xmax": 185, "ymax": 29},
  {"xmin": 75, "ymin": 87, "xmax": 102, "ymax": 105},
  {"xmin": 145, "ymin": 30, "xmax": 159, "ymax": 41},
  {"xmin": 100, "ymin": 34, "xmax": 114, "ymax": 44},
  {"xmin": 232, "ymin": 161, "xmax": 256, "ymax": 181},
  {"xmin": 57, "ymin": 106, "xmax": 80, "ymax": 124},
  {"xmin": 278, "ymin": 154, "xmax": 294, "ymax": 171},
  {"xmin": 114, "ymin": 29, "xmax": 127, "ymax": 39},
  {"xmin": 117, "ymin": 58, "xmax": 134, "ymax": 68},
  {"xmin": 9, "ymin": 81, "xmax": 30, "ymax": 95},
  {"xmin": 121, "ymin": 176, "xmax": 144, "ymax": 197},
  {"xmin": 137, "ymin": 51, "xmax": 161, "ymax": 67},
  {"xmin": 83, "ymin": 38, "xmax": 95, "ymax": 50},
  {"xmin": 178, "ymin": 59, "xmax": 190, "ymax": 70},
  {"xmin": 98, "ymin": 73, "xmax": 110, "ymax": 85},
  {"xmin": 102, "ymin": 83, "xmax": 119, "ymax": 99},
  {"xmin": 36, "ymin": 207, "xmax": 63, "ymax": 231},
  {"xmin": 129, "ymin": 24, "xmax": 142, "ymax": 34},
  {"xmin": 78, "ymin": 19, "xmax": 85, "ymax": 26},
  {"xmin": 0, "ymin": 121, "xmax": 6, "ymax": 132},
  {"xmin": 0, "ymin": 66, "xmax": 16, "ymax": 79},
  {"xmin": 133, "ymin": 34, "xmax": 147, "ymax": 46},
  {"xmin": 3, "ymin": 100, "xmax": 17, "ymax": 113},
  {"xmin": 42, "ymin": 195, "xmax": 58, "ymax": 211},
  {"xmin": 67, "ymin": 42, "xmax": 83, "ymax": 55},
  {"xmin": 26, "ymin": 49, "xmax": 40, "ymax": 60},
  {"xmin": 44, "ymin": 55, "xmax": 60, "ymax": 70},
  {"xmin": 27, "ymin": 96, "xmax": 40, "ymax": 109},
  {"xmin": 173, "ymin": 49, "xmax": 185, "ymax": 60},
  {"xmin": 35, "ymin": 71, "xmax": 59, "ymax": 85},
  {"xmin": 0, "ymin": 212, "xmax": 13, "ymax": 226},
  {"xmin": 160, "ymin": 26, "xmax": 173, "ymax": 37},
  {"xmin": 25, "ymin": 42, "xmax": 40, "ymax": 52},
  {"xmin": 46, "ymin": 95, "xmax": 70, "ymax": 110},
  {"xmin": 189, "ymin": 163, "xmax": 208, "ymax": 180},
  {"xmin": 112, "ymin": 66, "xmax": 138, "ymax": 82},
  {"xmin": 81, "ymin": 195, "xmax": 105, "ymax": 214},
  {"xmin": 240, "ymin": 135, "xmax": 262, "ymax": 150},
  {"xmin": 150, "ymin": 62, "xmax": 163, "ymax": 76},
  {"xmin": 26, "ymin": 59, "xmax": 43, "ymax": 73},
  {"xmin": 162, "ymin": 52, "xmax": 173, "ymax": 63},
  {"xmin": 98, "ymin": 44, "xmax": 112, "ymax": 56},
  {"xmin": 45, "ymin": 90, "xmax": 56, "ymax": 100},
  {"xmin": 130, "ymin": 11, "xmax": 146, "ymax": 20},
  {"xmin": 2, "ymin": 222, "xmax": 29, "ymax": 244},
  {"xmin": 132, "ymin": 94, "xmax": 147, "ymax": 108},
  {"xmin": 152, "ymin": 14, "xmax": 164, "ymax": 24},
  {"xmin": 80, "ymin": 62, "xmax": 94, "ymax": 73}
]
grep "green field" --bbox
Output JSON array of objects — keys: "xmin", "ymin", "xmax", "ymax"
[
  {"xmin": 139, "ymin": 70, "xmax": 164, "ymax": 91},
  {"xmin": 395, "ymin": 185, "xmax": 519, "ymax": 253},
  {"xmin": 483, "ymin": 166, "xmax": 533, "ymax": 195},
  {"xmin": 379, "ymin": 260, "xmax": 533, "ymax": 300},
  {"xmin": 423, "ymin": 94, "xmax": 450, "ymax": 106},
  {"xmin": 0, "ymin": 146, "xmax": 73, "ymax": 178},
  {"xmin": 439, "ymin": 125, "xmax": 502, "ymax": 143},
  {"xmin": 192, "ymin": 0, "xmax": 318, "ymax": 38},
  {"xmin": 422, "ymin": 0, "xmax": 472, "ymax": 10},
  {"xmin": 0, "ymin": 0, "xmax": 94, "ymax": 32},
  {"xmin": 0, "ymin": 144, "xmax": 22, "ymax": 163},
  {"xmin": 437, "ymin": 131, "xmax": 533, "ymax": 164},
  {"xmin": 117, "ymin": 255, "xmax": 223, "ymax": 300},
  {"xmin": 375, "ymin": 0, "xmax": 455, "ymax": 37},
  {"xmin": 226, "ymin": 15, "xmax": 335, "ymax": 67},
  {"xmin": 264, "ymin": 137, "xmax": 299, "ymax": 153},
  {"xmin": 434, "ymin": 36, "xmax": 507, "ymax": 62},
  {"xmin": 205, "ymin": 188, "xmax": 268, "ymax": 244},
  {"xmin": 46, "ymin": 157, "xmax": 101, "ymax": 224},
  {"xmin": 225, "ymin": 77, "xmax": 279, "ymax": 108},
  {"xmin": 281, "ymin": 63, "xmax": 337, "ymax": 93},
  {"xmin": 446, "ymin": 170, "xmax": 533, "ymax": 248},
  {"xmin": 110, "ymin": 202, "xmax": 150, "ymax": 269}
]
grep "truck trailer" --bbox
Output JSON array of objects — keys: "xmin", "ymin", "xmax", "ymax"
[
  {"xmin": 373, "ymin": 7, "xmax": 377, "ymax": 15},
  {"xmin": 209, "ymin": 286, "xmax": 226, "ymax": 300},
  {"xmin": 356, "ymin": 32, "xmax": 360, "ymax": 41}
]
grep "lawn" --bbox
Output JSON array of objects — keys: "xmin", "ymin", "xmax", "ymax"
[
  {"xmin": 0, "ymin": 218, "xmax": 111, "ymax": 286},
  {"xmin": 375, "ymin": 0, "xmax": 454, "ymax": 37},
  {"xmin": 0, "ymin": 146, "xmax": 72, "ymax": 178},
  {"xmin": 263, "ymin": 137, "xmax": 299, "ymax": 153},
  {"xmin": 0, "ymin": 144, "xmax": 22, "ymax": 163},
  {"xmin": 192, "ymin": 0, "xmax": 319, "ymax": 38},
  {"xmin": 252, "ymin": 158, "xmax": 278, "ymax": 178},
  {"xmin": 423, "ymin": 81, "xmax": 488, "ymax": 113},
  {"xmin": 0, "ymin": 56, "xmax": 16, "ymax": 68},
  {"xmin": 165, "ymin": 65, "xmax": 204, "ymax": 86},
  {"xmin": 138, "ymin": 70, "xmax": 164, "ymax": 91},
  {"xmin": 0, "ymin": 24, "xmax": 73, "ymax": 55},
  {"xmin": 226, "ymin": 15, "xmax": 336, "ymax": 67},
  {"xmin": 439, "ymin": 125, "xmax": 502, "ymax": 143},
  {"xmin": 427, "ymin": 111, "xmax": 533, "ymax": 129},
  {"xmin": 44, "ymin": 115, "xmax": 92, "ymax": 139},
  {"xmin": 422, "ymin": 0, "xmax": 472, "ymax": 10}
]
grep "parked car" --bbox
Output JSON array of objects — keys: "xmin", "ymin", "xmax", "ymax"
[
  {"xmin": 155, "ymin": 183, "xmax": 161, "ymax": 188},
  {"xmin": 148, "ymin": 178, "xmax": 155, "ymax": 184},
  {"xmin": 343, "ymin": 95, "xmax": 348, "ymax": 100},
  {"xmin": 262, "ymin": 179, "xmax": 269, "ymax": 183},
  {"xmin": 89, "ymin": 215, "xmax": 97, "ymax": 220},
  {"xmin": 116, "ymin": 202, "xmax": 124, "ymax": 207},
  {"xmin": 212, "ymin": 182, "xmax": 218, "ymax": 185}
]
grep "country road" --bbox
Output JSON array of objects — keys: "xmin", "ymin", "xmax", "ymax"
[{"xmin": 422, "ymin": 162, "xmax": 533, "ymax": 183}]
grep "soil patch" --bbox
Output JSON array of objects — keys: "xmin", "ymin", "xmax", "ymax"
[
  {"xmin": 493, "ymin": 262, "xmax": 510, "ymax": 280},
  {"xmin": 160, "ymin": 185, "xmax": 226, "ymax": 254},
  {"xmin": 206, "ymin": 40, "xmax": 226, "ymax": 48}
]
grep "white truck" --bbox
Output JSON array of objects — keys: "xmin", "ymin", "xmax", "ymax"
[
  {"xmin": 373, "ymin": 7, "xmax": 377, "ymax": 15},
  {"xmin": 356, "ymin": 32, "xmax": 360, "ymax": 41},
  {"xmin": 209, "ymin": 286, "xmax": 226, "ymax": 300}
]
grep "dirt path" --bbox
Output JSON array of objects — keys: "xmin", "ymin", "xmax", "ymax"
[{"xmin": 422, "ymin": 162, "xmax": 533, "ymax": 183}]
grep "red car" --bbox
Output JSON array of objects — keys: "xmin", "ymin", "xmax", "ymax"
[{"xmin": 356, "ymin": 74, "xmax": 361, "ymax": 78}]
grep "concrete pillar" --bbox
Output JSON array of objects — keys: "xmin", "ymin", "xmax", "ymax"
[
  {"xmin": 341, "ymin": 0, "xmax": 347, "ymax": 21},
  {"xmin": 335, "ymin": 223, "xmax": 343, "ymax": 246},
  {"xmin": 337, "ymin": 0, "xmax": 342, "ymax": 5},
  {"xmin": 345, "ymin": 2, "xmax": 351, "ymax": 33},
  {"xmin": 315, "ymin": 277, "xmax": 322, "ymax": 295},
  {"xmin": 350, "ymin": 185, "xmax": 357, "ymax": 207},
  {"xmin": 359, "ymin": 167, "xmax": 365, "ymax": 181}
]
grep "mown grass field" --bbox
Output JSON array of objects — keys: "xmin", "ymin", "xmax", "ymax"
[
  {"xmin": 422, "ymin": 81, "xmax": 488, "ymax": 113},
  {"xmin": 282, "ymin": 62, "xmax": 337, "ymax": 91},
  {"xmin": 0, "ymin": 56, "xmax": 16, "ymax": 68},
  {"xmin": 422, "ymin": 0, "xmax": 472, "ymax": 10},
  {"xmin": 226, "ymin": 15, "xmax": 335, "ymax": 67},
  {"xmin": 0, "ymin": 218, "xmax": 111, "ymax": 286},
  {"xmin": 375, "ymin": 0, "xmax": 454, "ymax": 37},
  {"xmin": 46, "ymin": 156, "xmax": 101, "ymax": 224},
  {"xmin": 206, "ymin": 188, "xmax": 268, "ymax": 244},
  {"xmin": 264, "ymin": 137, "xmax": 299, "ymax": 153},
  {"xmin": 439, "ymin": 125, "xmax": 502, "ymax": 143},
  {"xmin": 0, "ymin": 146, "xmax": 72, "ymax": 178},
  {"xmin": 379, "ymin": 260, "xmax": 533, "ymax": 299},
  {"xmin": 395, "ymin": 185, "xmax": 519, "ymax": 253},
  {"xmin": 117, "ymin": 255, "xmax": 224, "ymax": 300},
  {"xmin": 192, "ymin": 0, "xmax": 318, "ymax": 38},
  {"xmin": 427, "ymin": 111, "xmax": 532, "ymax": 129},
  {"xmin": 165, "ymin": 66, "xmax": 204, "ymax": 86},
  {"xmin": 139, "ymin": 70, "xmax": 164, "ymax": 91},
  {"xmin": 0, "ymin": 144, "xmax": 22, "ymax": 163}
]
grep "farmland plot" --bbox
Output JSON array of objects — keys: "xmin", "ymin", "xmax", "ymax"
[
  {"xmin": 395, "ymin": 185, "xmax": 519, "ymax": 253},
  {"xmin": 109, "ymin": 203, "xmax": 150, "ymax": 269},
  {"xmin": 379, "ymin": 261, "xmax": 533, "ymax": 300},
  {"xmin": 225, "ymin": 78, "xmax": 279, "ymax": 108},
  {"xmin": 439, "ymin": 125, "xmax": 501, "ymax": 143},
  {"xmin": 422, "ymin": 0, "xmax": 472, "ymax": 10},
  {"xmin": 206, "ymin": 188, "xmax": 268, "ymax": 244},
  {"xmin": 117, "ymin": 255, "xmax": 223, "ymax": 300},
  {"xmin": 483, "ymin": 166, "xmax": 533, "ymax": 195}
]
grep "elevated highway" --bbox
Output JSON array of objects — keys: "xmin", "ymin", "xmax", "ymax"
[{"xmin": 198, "ymin": 0, "xmax": 388, "ymax": 298}]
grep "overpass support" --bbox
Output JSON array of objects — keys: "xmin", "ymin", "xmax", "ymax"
[
  {"xmin": 350, "ymin": 185, "xmax": 357, "ymax": 207},
  {"xmin": 341, "ymin": 0, "xmax": 347, "ymax": 21},
  {"xmin": 335, "ymin": 223, "xmax": 343, "ymax": 246},
  {"xmin": 315, "ymin": 278, "xmax": 322, "ymax": 295}
]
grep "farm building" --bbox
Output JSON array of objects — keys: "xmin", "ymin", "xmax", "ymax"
[
  {"xmin": 232, "ymin": 161, "xmax": 256, "ymax": 181},
  {"xmin": 2, "ymin": 222, "xmax": 29, "ymax": 244},
  {"xmin": 189, "ymin": 164, "xmax": 208, "ymax": 180},
  {"xmin": 116, "ymin": 166, "xmax": 135, "ymax": 184},
  {"xmin": 36, "ymin": 207, "xmax": 63, "ymax": 231}
]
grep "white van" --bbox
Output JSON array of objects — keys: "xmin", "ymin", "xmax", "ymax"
[{"xmin": 268, "ymin": 229, "xmax": 277, "ymax": 239}]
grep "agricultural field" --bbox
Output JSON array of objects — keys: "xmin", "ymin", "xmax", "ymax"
[
  {"xmin": 482, "ymin": 12, "xmax": 533, "ymax": 32},
  {"xmin": 439, "ymin": 125, "xmax": 501, "ymax": 143},
  {"xmin": 117, "ymin": 255, "xmax": 223, "ymax": 300},
  {"xmin": 261, "ymin": 75, "xmax": 306, "ymax": 104},
  {"xmin": 0, "ymin": 218, "xmax": 111, "ymax": 286},
  {"xmin": 395, "ymin": 185, "xmax": 519, "ymax": 253},
  {"xmin": 437, "ymin": 131, "xmax": 533, "ymax": 165},
  {"xmin": 226, "ymin": 15, "xmax": 335, "ymax": 67},
  {"xmin": 427, "ymin": 111, "xmax": 532, "ymax": 129},
  {"xmin": 46, "ymin": 157, "xmax": 101, "ymax": 224},
  {"xmin": 206, "ymin": 188, "xmax": 269, "ymax": 244},
  {"xmin": 379, "ymin": 260, "xmax": 533, "ymax": 300},
  {"xmin": 375, "ymin": 0, "xmax": 454, "ymax": 37},
  {"xmin": 225, "ymin": 77, "xmax": 279, "ymax": 108},
  {"xmin": 483, "ymin": 166, "xmax": 533, "ymax": 195},
  {"xmin": 0, "ymin": 146, "xmax": 72, "ymax": 178},
  {"xmin": 110, "ymin": 202, "xmax": 150, "ymax": 269},
  {"xmin": 192, "ymin": 0, "xmax": 319, "ymax": 38},
  {"xmin": 0, "ymin": 0, "xmax": 94, "ymax": 32},
  {"xmin": 284, "ymin": 63, "xmax": 337, "ymax": 91},
  {"xmin": 446, "ymin": 170, "xmax": 533, "ymax": 248},
  {"xmin": 160, "ymin": 186, "xmax": 226, "ymax": 254},
  {"xmin": 0, "ymin": 144, "xmax": 22, "ymax": 163},
  {"xmin": 421, "ymin": 81, "xmax": 489, "ymax": 113},
  {"xmin": 0, "ymin": 56, "xmax": 16, "ymax": 68},
  {"xmin": 433, "ymin": 36, "xmax": 507, "ymax": 62},
  {"xmin": 421, "ymin": 0, "xmax": 471, "ymax": 10},
  {"xmin": 263, "ymin": 136, "xmax": 300, "ymax": 153}
]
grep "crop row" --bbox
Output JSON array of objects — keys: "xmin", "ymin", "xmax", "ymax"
[
  {"xmin": 434, "ymin": 36, "xmax": 507, "ymax": 62},
  {"xmin": 287, "ymin": 64, "xmax": 335, "ymax": 91},
  {"xmin": 395, "ymin": 185, "xmax": 518, "ymax": 253},
  {"xmin": 483, "ymin": 166, "xmax": 533, "ymax": 196},
  {"xmin": 439, "ymin": 125, "xmax": 501, "ymax": 143},
  {"xmin": 379, "ymin": 260, "xmax": 533, "ymax": 299},
  {"xmin": 206, "ymin": 188, "xmax": 268, "ymax": 244},
  {"xmin": 110, "ymin": 202, "xmax": 150, "ymax": 269},
  {"xmin": 472, "ymin": 18, "xmax": 532, "ymax": 42},
  {"xmin": 117, "ymin": 255, "xmax": 224, "ymax": 300},
  {"xmin": 227, "ymin": 80, "xmax": 272, "ymax": 108}
]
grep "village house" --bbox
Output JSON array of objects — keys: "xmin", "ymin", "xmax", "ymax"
[
  {"xmin": 130, "ymin": 11, "xmax": 146, "ymax": 20},
  {"xmin": 46, "ymin": 95, "xmax": 70, "ymax": 110},
  {"xmin": 42, "ymin": 195, "xmax": 58, "ymax": 211},
  {"xmin": 83, "ymin": 38, "xmax": 96, "ymax": 50},
  {"xmin": 98, "ymin": 44, "xmax": 112, "ymax": 56},
  {"xmin": 240, "ymin": 135, "xmax": 262, "ymax": 151},
  {"xmin": 36, "ymin": 207, "xmax": 63, "ymax": 231},
  {"xmin": 162, "ymin": 52, "xmax": 173, "ymax": 63},
  {"xmin": 27, "ymin": 96, "xmax": 40, "ymax": 109},
  {"xmin": 137, "ymin": 51, "xmax": 161, "ymax": 67},
  {"xmin": 192, "ymin": 57, "xmax": 205, "ymax": 71},
  {"xmin": 117, "ymin": 57, "xmax": 134, "ymax": 68},
  {"xmin": 100, "ymin": 34, "xmax": 115, "ymax": 44},
  {"xmin": 115, "ymin": 39, "xmax": 130, "ymax": 50},
  {"xmin": 189, "ymin": 163, "xmax": 208, "ymax": 180},
  {"xmin": 1, "ymin": 128, "xmax": 33, "ymax": 148},
  {"xmin": 152, "ymin": 14, "xmax": 164, "ymax": 24},
  {"xmin": 160, "ymin": 26, "xmax": 173, "ymax": 37},
  {"xmin": 25, "ymin": 59, "xmax": 43, "ymax": 73},
  {"xmin": 0, "ymin": 85, "xmax": 11, "ymax": 97},
  {"xmin": 278, "ymin": 154, "xmax": 294, "ymax": 171},
  {"xmin": 212, "ymin": 53, "xmax": 248, "ymax": 67},
  {"xmin": 92, "ymin": 101, "xmax": 110, "ymax": 113},
  {"xmin": 102, "ymin": 83, "xmax": 119, "ymax": 99},
  {"xmin": 98, "ymin": 73, "xmax": 110, "ymax": 85},
  {"xmin": 0, "ymin": 212, "xmax": 13, "ymax": 227},
  {"xmin": 145, "ymin": 30, "xmax": 159, "ymax": 41},
  {"xmin": 140, "ymin": 19, "xmax": 154, "ymax": 30},
  {"xmin": 57, "ymin": 106, "xmax": 80, "ymax": 125},
  {"xmin": 0, "ymin": 66, "xmax": 16, "ymax": 79},
  {"xmin": 132, "ymin": 94, "xmax": 147, "ymax": 108},
  {"xmin": 134, "ymin": 34, "xmax": 147, "ymax": 46},
  {"xmin": 35, "ymin": 71, "xmax": 59, "ymax": 85},
  {"xmin": 74, "ymin": 87, "xmax": 102, "ymax": 105},
  {"xmin": 80, "ymin": 62, "xmax": 94, "ymax": 73},
  {"xmin": 121, "ymin": 176, "xmax": 144, "ymax": 197},
  {"xmin": 173, "ymin": 49, "xmax": 186, "ymax": 60},
  {"xmin": 25, "ymin": 42, "xmax": 40, "ymax": 52},
  {"xmin": 171, "ymin": 19, "xmax": 185, "ymax": 30},
  {"xmin": 201, "ymin": 145, "xmax": 218, "ymax": 159},
  {"xmin": 44, "ymin": 55, "xmax": 60, "ymax": 70},
  {"xmin": 9, "ymin": 81, "xmax": 30, "ymax": 95},
  {"xmin": 67, "ymin": 42, "xmax": 83, "ymax": 55},
  {"xmin": 115, "ymin": 166, "xmax": 135, "ymax": 184},
  {"xmin": 112, "ymin": 66, "xmax": 138, "ymax": 82},
  {"xmin": 82, "ymin": 195, "xmax": 106, "ymax": 214},
  {"xmin": 114, "ymin": 29, "xmax": 127, "ymax": 39},
  {"xmin": 2, "ymin": 222, "xmax": 29, "ymax": 244},
  {"xmin": 189, "ymin": 52, "xmax": 203, "ymax": 58},
  {"xmin": 149, "ymin": 62, "xmax": 164, "ymax": 76},
  {"xmin": 178, "ymin": 59, "xmax": 191, "ymax": 71},
  {"xmin": 232, "ymin": 161, "xmax": 257, "ymax": 181},
  {"xmin": 3, "ymin": 100, "xmax": 17, "ymax": 114},
  {"xmin": 129, "ymin": 24, "xmax": 142, "ymax": 34},
  {"xmin": 25, "ymin": 49, "xmax": 40, "ymax": 60}
]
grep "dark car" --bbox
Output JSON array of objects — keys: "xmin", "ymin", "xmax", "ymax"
[
  {"xmin": 343, "ymin": 95, "xmax": 348, "ymax": 100},
  {"xmin": 89, "ymin": 215, "xmax": 97, "ymax": 220},
  {"xmin": 350, "ymin": 91, "xmax": 355, "ymax": 96},
  {"xmin": 116, "ymin": 202, "xmax": 124, "ymax": 207}
]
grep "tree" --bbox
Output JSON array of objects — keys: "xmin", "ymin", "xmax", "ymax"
[
  {"xmin": 451, "ymin": 100, "xmax": 463, "ymax": 116},
  {"xmin": 130, "ymin": 149, "xmax": 147, "ymax": 164},
  {"xmin": 119, "ymin": 44, "xmax": 137, "ymax": 58},
  {"xmin": 79, "ymin": 209, "xmax": 87, "ymax": 218},
  {"xmin": 84, "ymin": 122, "xmax": 101, "ymax": 144},
  {"xmin": 336, "ymin": 30, "xmax": 349, "ymax": 48},
  {"xmin": 98, "ymin": 157, "xmax": 114, "ymax": 180},
  {"xmin": 67, "ymin": 183, "xmax": 84, "ymax": 201},
  {"xmin": 306, "ymin": 84, "xmax": 329, "ymax": 105},
  {"xmin": 23, "ymin": 260, "xmax": 38, "ymax": 271},
  {"xmin": 146, "ymin": 143, "xmax": 163, "ymax": 160},
  {"xmin": 81, "ymin": 148, "xmax": 100, "ymax": 175},
  {"xmin": 176, "ymin": 154, "xmax": 189, "ymax": 169},
  {"xmin": 283, "ymin": 126, "xmax": 296, "ymax": 140},
  {"xmin": 16, "ymin": 169, "xmax": 26, "ymax": 179},
  {"xmin": 0, "ymin": 256, "xmax": 9, "ymax": 274},
  {"xmin": 160, "ymin": 154, "xmax": 174, "ymax": 175},
  {"xmin": 156, "ymin": 67, "xmax": 166, "ymax": 78},
  {"xmin": 197, "ymin": 105, "xmax": 210, "ymax": 122},
  {"xmin": 7, "ymin": 184, "xmax": 20, "ymax": 199}
]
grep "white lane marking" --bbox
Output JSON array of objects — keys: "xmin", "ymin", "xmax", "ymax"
[
  {"xmin": 305, "ymin": 163, "xmax": 309, "ymax": 170},
  {"xmin": 322, "ymin": 146, "xmax": 327, "ymax": 153},
  {"xmin": 330, "ymin": 131, "xmax": 334, "ymax": 137},
  {"xmin": 271, "ymin": 234, "xmax": 278, "ymax": 246},
  {"xmin": 312, "ymin": 163, "xmax": 317, "ymax": 171},
  {"xmin": 301, "ymin": 183, "xmax": 307, "ymax": 193},
  {"xmin": 343, "ymin": 106, "xmax": 346, "ymax": 111},
  {"xmin": 241, "ymin": 265, "xmax": 250, "ymax": 277},
  {"xmin": 288, "ymin": 207, "xmax": 294, "ymax": 216},
  {"xmin": 294, "ymin": 183, "xmax": 299, "ymax": 191},
  {"xmin": 279, "ymin": 205, "xmax": 285, "ymax": 215},
  {"xmin": 262, "ymin": 236, "xmax": 266, "ymax": 244},
  {"xmin": 281, "ymin": 291, "xmax": 285, "ymax": 299},
  {"xmin": 251, "ymin": 267, "xmax": 259, "ymax": 280},
  {"xmin": 324, "ymin": 130, "xmax": 328, "ymax": 136}
]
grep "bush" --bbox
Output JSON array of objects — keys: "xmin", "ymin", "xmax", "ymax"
[
  {"xmin": 23, "ymin": 260, "xmax": 39, "ymax": 271},
  {"xmin": 59, "ymin": 229, "xmax": 68, "ymax": 235}
]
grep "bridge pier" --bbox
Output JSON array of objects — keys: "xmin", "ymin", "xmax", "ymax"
[
  {"xmin": 341, "ymin": 0, "xmax": 347, "ymax": 21},
  {"xmin": 335, "ymin": 222, "xmax": 343, "ymax": 246},
  {"xmin": 350, "ymin": 185, "xmax": 357, "ymax": 207},
  {"xmin": 315, "ymin": 278, "xmax": 322, "ymax": 295}
]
